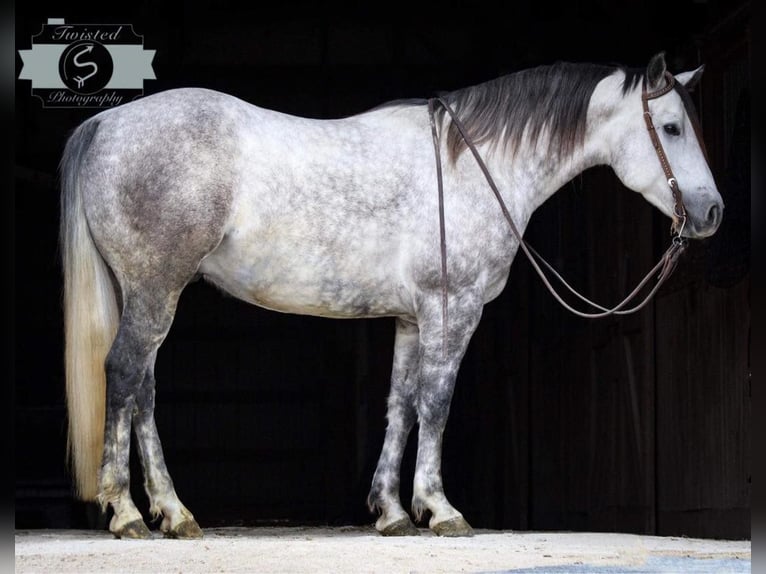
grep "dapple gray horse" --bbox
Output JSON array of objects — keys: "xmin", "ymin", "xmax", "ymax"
[{"xmin": 60, "ymin": 52, "xmax": 721, "ymax": 539}]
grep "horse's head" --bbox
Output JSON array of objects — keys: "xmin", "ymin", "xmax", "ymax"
[{"xmin": 606, "ymin": 53, "xmax": 723, "ymax": 239}]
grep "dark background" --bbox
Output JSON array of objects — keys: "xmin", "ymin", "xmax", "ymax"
[{"xmin": 15, "ymin": 0, "xmax": 750, "ymax": 538}]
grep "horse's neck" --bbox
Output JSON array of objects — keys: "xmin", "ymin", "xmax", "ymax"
[
  {"xmin": 478, "ymin": 137, "xmax": 605, "ymax": 232},
  {"xmin": 484, "ymin": 78, "xmax": 619, "ymax": 224}
]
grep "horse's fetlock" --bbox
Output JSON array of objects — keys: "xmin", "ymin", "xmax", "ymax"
[
  {"xmin": 411, "ymin": 498, "xmax": 428, "ymax": 523},
  {"xmin": 95, "ymin": 492, "xmax": 110, "ymax": 513},
  {"xmin": 148, "ymin": 501, "xmax": 163, "ymax": 522},
  {"xmin": 98, "ymin": 477, "xmax": 125, "ymax": 507}
]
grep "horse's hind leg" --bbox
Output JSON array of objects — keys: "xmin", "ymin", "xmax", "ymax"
[
  {"xmin": 99, "ymin": 363, "xmax": 149, "ymax": 540},
  {"xmin": 134, "ymin": 360, "xmax": 202, "ymax": 539},
  {"xmin": 368, "ymin": 319, "xmax": 420, "ymax": 536},
  {"xmin": 99, "ymin": 311, "xmax": 156, "ymax": 538},
  {"xmin": 100, "ymin": 287, "xmax": 198, "ymax": 538}
]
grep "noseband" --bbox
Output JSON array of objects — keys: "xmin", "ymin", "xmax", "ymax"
[{"xmin": 427, "ymin": 71, "xmax": 706, "ymax": 353}]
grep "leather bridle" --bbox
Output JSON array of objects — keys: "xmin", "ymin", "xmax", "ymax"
[
  {"xmin": 427, "ymin": 71, "xmax": 705, "ymax": 355},
  {"xmin": 642, "ymin": 71, "xmax": 687, "ymax": 238}
]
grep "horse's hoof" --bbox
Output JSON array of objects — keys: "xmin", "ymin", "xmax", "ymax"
[
  {"xmin": 114, "ymin": 519, "xmax": 152, "ymax": 539},
  {"xmin": 164, "ymin": 519, "xmax": 204, "ymax": 539},
  {"xmin": 431, "ymin": 516, "xmax": 474, "ymax": 537},
  {"xmin": 379, "ymin": 517, "xmax": 420, "ymax": 536}
]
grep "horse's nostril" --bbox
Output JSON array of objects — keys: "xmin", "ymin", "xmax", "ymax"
[{"xmin": 706, "ymin": 204, "xmax": 722, "ymax": 228}]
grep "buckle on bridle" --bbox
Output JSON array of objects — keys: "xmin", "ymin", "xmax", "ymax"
[{"xmin": 667, "ymin": 177, "xmax": 677, "ymax": 189}]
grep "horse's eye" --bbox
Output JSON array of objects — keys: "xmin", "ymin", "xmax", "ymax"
[{"xmin": 663, "ymin": 123, "xmax": 681, "ymax": 136}]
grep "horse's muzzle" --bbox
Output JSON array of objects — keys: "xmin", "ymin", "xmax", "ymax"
[{"xmin": 683, "ymin": 193, "xmax": 724, "ymax": 238}]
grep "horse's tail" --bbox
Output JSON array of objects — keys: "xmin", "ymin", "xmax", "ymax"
[{"xmin": 60, "ymin": 118, "xmax": 120, "ymax": 501}]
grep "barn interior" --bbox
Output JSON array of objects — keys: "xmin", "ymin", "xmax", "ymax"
[{"xmin": 14, "ymin": 0, "xmax": 750, "ymax": 539}]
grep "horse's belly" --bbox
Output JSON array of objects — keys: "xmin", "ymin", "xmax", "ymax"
[{"xmin": 198, "ymin": 238, "xmax": 407, "ymax": 319}]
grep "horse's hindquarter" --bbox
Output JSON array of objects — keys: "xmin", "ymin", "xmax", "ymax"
[
  {"xmin": 199, "ymin": 103, "xmax": 435, "ymax": 319},
  {"xmin": 81, "ymin": 89, "xmax": 252, "ymax": 294}
]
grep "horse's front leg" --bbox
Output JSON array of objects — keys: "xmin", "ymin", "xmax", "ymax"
[
  {"xmin": 412, "ymin": 294, "xmax": 483, "ymax": 537},
  {"xmin": 368, "ymin": 318, "xmax": 421, "ymax": 536}
]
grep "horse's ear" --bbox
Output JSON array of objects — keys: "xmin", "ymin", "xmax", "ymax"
[
  {"xmin": 675, "ymin": 64, "xmax": 705, "ymax": 92},
  {"xmin": 647, "ymin": 52, "xmax": 667, "ymax": 89}
]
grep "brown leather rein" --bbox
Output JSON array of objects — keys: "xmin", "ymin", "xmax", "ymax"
[{"xmin": 428, "ymin": 71, "xmax": 703, "ymax": 354}]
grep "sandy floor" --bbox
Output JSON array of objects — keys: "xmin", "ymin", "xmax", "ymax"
[{"xmin": 15, "ymin": 526, "xmax": 751, "ymax": 573}]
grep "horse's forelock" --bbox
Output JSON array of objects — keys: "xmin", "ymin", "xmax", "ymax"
[{"xmin": 621, "ymin": 68, "xmax": 646, "ymax": 96}]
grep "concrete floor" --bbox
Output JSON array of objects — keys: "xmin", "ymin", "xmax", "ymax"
[{"xmin": 15, "ymin": 526, "xmax": 751, "ymax": 573}]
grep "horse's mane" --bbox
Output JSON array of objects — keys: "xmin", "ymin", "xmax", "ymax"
[{"xmin": 437, "ymin": 62, "xmax": 646, "ymax": 162}]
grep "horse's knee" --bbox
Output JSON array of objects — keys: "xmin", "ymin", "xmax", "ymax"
[
  {"xmin": 416, "ymin": 390, "xmax": 453, "ymax": 429},
  {"xmin": 386, "ymin": 394, "xmax": 417, "ymax": 430}
]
